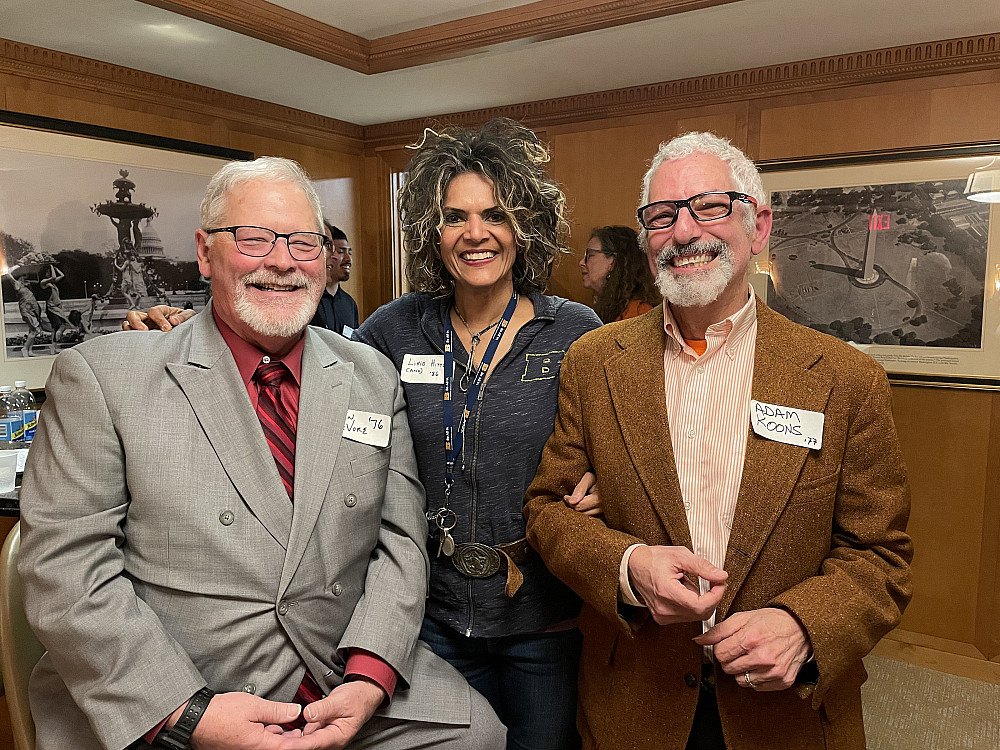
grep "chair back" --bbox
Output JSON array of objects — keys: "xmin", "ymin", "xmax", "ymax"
[{"xmin": 1, "ymin": 523, "xmax": 45, "ymax": 750}]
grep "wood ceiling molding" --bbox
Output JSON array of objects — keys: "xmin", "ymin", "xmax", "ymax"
[
  {"xmin": 363, "ymin": 32, "xmax": 1000, "ymax": 146},
  {"xmin": 0, "ymin": 39, "xmax": 365, "ymax": 148},
  {"xmin": 137, "ymin": 0, "xmax": 370, "ymax": 73},
  {"xmin": 367, "ymin": 0, "xmax": 744, "ymax": 74},
  {"xmin": 136, "ymin": 0, "xmax": 746, "ymax": 74}
]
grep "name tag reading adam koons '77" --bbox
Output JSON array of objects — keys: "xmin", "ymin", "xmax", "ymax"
[
  {"xmin": 342, "ymin": 409, "xmax": 391, "ymax": 448},
  {"xmin": 750, "ymin": 400, "xmax": 824, "ymax": 450},
  {"xmin": 400, "ymin": 354, "xmax": 445, "ymax": 384}
]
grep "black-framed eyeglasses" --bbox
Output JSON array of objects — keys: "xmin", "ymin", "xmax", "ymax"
[
  {"xmin": 637, "ymin": 191, "xmax": 758, "ymax": 231},
  {"xmin": 205, "ymin": 225, "xmax": 330, "ymax": 261},
  {"xmin": 583, "ymin": 247, "xmax": 615, "ymax": 262}
]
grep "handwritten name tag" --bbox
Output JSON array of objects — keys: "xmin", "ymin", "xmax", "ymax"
[
  {"xmin": 342, "ymin": 409, "xmax": 391, "ymax": 448},
  {"xmin": 400, "ymin": 354, "xmax": 445, "ymax": 384},
  {"xmin": 750, "ymin": 400, "xmax": 824, "ymax": 450}
]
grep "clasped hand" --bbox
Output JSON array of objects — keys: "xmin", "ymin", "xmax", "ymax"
[{"xmin": 189, "ymin": 679, "xmax": 385, "ymax": 750}]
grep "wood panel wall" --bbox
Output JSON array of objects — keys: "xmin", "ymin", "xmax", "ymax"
[{"xmin": 3, "ymin": 36, "xmax": 1000, "ymax": 688}]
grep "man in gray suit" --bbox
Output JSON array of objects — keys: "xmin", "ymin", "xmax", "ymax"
[{"xmin": 19, "ymin": 157, "xmax": 504, "ymax": 750}]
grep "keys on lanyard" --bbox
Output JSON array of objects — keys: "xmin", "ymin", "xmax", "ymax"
[{"xmin": 427, "ymin": 507, "xmax": 457, "ymax": 557}]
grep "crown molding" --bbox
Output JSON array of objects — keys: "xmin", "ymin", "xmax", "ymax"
[
  {"xmin": 367, "ymin": 0, "xmax": 743, "ymax": 73},
  {"xmin": 363, "ymin": 33, "xmax": 1000, "ymax": 146},
  {"xmin": 135, "ymin": 0, "xmax": 745, "ymax": 74},
  {"xmin": 0, "ymin": 39, "xmax": 364, "ymax": 149},
  {"xmin": 137, "ymin": 0, "xmax": 370, "ymax": 73}
]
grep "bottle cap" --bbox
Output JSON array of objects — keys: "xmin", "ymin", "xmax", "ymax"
[
  {"xmin": 0, "ymin": 387, "xmax": 12, "ymax": 393},
  {"xmin": 13, "ymin": 381, "xmax": 26, "ymax": 388}
]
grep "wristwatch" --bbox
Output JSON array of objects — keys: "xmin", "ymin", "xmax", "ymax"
[{"xmin": 153, "ymin": 687, "xmax": 215, "ymax": 750}]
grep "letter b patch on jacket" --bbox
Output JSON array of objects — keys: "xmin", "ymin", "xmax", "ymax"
[{"xmin": 522, "ymin": 350, "xmax": 566, "ymax": 381}]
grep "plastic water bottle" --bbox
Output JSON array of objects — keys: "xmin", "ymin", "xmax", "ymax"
[
  {"xmin": 0, "ymin": 387, "xmax": 16, "ymax": 449},
  {"xmin": 13, "ymin": 381, "xmax": 37, "ymax": 444}
]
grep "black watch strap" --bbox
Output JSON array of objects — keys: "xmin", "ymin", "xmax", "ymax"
[{"xmin": 154, "ymin": 687, "xmax": 215, "ymax": 750}]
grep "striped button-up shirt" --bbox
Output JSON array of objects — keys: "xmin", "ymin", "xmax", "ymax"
[{"xmin": 621, "ymin": 289, "xmax": 757, "ymax": 636}]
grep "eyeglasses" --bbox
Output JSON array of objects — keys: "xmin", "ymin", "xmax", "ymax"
[
  {"xmin": 583, "ymin": 247, "xmax": 615, "ymax": 262},
  {"xmin": 205, "ymin": 225, "xmax": 330, "ymax": 261},
  {"xmin": 637, "ymin": 191, "xmax": 758, "ymax": 231}
]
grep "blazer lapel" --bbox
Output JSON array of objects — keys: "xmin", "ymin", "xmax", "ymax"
[
  {"xmin": 166, "ymin": 308, "xmax": 292, "ymax": 548},
  {"xmin": 720, "ymin": 302, "xmax": 833, "ymax": 614},
  {"xmin": 605, "ymin": 308, "xmax": 692, "ymax": 549},
  {"xmin": 278, "ymin": 329, "xmax": 354, "ymax": 596}
]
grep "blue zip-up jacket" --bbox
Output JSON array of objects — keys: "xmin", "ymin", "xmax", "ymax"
[{"xmin": 356, "ymin": 292, "xmax": 602, "ymax": 637}]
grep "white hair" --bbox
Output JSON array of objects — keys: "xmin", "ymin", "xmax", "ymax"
[
  {"xmin": 200, "ymin": 156, "xmax": 324, "ymax": 241},
  {"xmin": 639, "ymin": 132, "xmax": 765, "ymax": 242}
]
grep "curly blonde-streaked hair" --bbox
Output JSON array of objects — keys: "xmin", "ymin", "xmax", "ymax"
[{"xmin": 399, "ymin": 118, "xmax": 569, "ymax": 296}]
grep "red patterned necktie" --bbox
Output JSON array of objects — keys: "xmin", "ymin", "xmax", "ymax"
[{"xmin": 253, "ymin": 360, "xmax": 296, "ymax": 500}]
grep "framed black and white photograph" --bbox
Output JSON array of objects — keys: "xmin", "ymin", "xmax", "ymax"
[
  {"xmin": 753, "ymin": 143, "xmax": 1000, "ymax": 389},
  {"xmin": 0, "ymin": 111, "xmax": 251, "ymax": 387}
]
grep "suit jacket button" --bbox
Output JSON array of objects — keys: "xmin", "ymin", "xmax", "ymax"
[
  {"xmin": 278, "ymin": 601, "xmax": 289, "ymax": 615},
  {"xmin": 219, "ymin": 511, "xmax": 235, "ymax": 525},
  {"xmin": 684, "ymin": 672, "xmax": 698, "ymax": 689},
  {"xmin": 345, "ymin": 494, "xmax": 357, "ymax": 508},
  {"xmin": 242, "ymin": 683, "xmax": 256, "ymax": 694},
  {"xmin": 332, "ymin": 582, "xmax": 343, "ymax": 596}
]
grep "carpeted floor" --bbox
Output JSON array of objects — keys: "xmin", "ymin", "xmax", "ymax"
[{"xmin": 862, "ymin": 655, "xmax": 1000, "ymax": 749}]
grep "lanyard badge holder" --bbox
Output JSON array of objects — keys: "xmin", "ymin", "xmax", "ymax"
[{"xmin": 428, "ymin": 292, "xmax": 519, "ymax": 562}]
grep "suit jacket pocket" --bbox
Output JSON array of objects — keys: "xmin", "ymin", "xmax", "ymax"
[
  {"xmin": 350, "ymin": 447, "xmax": 390, "ymax": 478},
  {"xmin": 790, "ymin": 470, "xmax": 840, "ymax": 504}
]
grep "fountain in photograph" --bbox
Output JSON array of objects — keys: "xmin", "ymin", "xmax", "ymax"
[{"xmin": 92, "ymin": 170, "xmax": 160, "ymax": 309}]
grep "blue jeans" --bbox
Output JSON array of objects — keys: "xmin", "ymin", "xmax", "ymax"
[{"xmin": 419, "ymin": 617, "xmax": 582, "ymax": 750}]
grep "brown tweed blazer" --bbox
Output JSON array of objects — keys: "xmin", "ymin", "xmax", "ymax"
[{"xmin": 525, "ymin": 298, "xmax": 912, "ymax": 750}]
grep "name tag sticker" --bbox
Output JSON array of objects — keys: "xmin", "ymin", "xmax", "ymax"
[
  {"xmin": 341, "ymin": 325, "xmax": 355, "ymax": 340},
  {"xmin": 751, "ymin": 400, "xmax": 824, "ymax": 450},
  {"xmin": 400, "ymin": 354, "xmax": 445, "ymax": 384},
  {"xmin": 343, "ymin": 409, "xmax": 391, "ymax": 448}
]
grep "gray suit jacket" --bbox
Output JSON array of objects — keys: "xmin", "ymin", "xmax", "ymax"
[{"xmin": 19, "ymin": 307, "xmax": 471, "ymax": 750}]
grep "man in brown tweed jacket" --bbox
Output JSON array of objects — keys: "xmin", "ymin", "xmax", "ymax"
[{"xmin": 526, "ymin": 132, "xmax": 912, "ymax": 750}]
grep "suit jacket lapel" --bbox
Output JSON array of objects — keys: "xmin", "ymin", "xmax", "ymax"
[
  {"xmin": 279, "ymin": 329, "xmax": 353, "ymax": 596},
  {"xmin": 720, "ymin": 301, "xmax": 833, "ymax": 614},
  {"xmin": 605, "ymin": 307, "xmax": 692, "ymax": 549},
  {"xmin": 166, "ymin": 308, "xmax": 292, "ymax": 548}
]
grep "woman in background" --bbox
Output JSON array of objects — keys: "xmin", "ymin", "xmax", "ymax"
[{"xmin": 579, "ymin": 225, "xmax": 659, "ymax": 322}]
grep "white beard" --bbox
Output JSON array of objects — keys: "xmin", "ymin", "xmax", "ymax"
[
  {"xmin": 232, "ymin": 269, "xmax": 320, "ymax": 338},
  {"xmin": 655, "ymin": 239, "xmax": 735, "ymax": 308}
]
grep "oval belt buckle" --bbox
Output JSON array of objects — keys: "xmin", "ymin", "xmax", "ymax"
[{"xmin": 452, "ymin": 542, "xmax": 501, "ymax": 578}]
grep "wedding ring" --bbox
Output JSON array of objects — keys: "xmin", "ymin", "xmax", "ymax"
[{"xmin": 744, "ymin": 672, "xmax": 756, "ymax": 689}]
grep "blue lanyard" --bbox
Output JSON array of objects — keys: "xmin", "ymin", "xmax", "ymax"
[{"xmin": 442, "ymin": 291, "xmax": 519, "ymax": 504}]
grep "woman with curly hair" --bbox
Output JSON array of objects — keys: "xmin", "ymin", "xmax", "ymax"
[
  {"xmin": 355, "ymin": 118, "xmax": 601, "ymax": 750},
  {"xmin": 580, "ymin": 225, "xmax": 660, "ymax": 322}
]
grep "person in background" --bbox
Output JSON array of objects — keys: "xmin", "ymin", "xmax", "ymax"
[
  {"xmin": 579, "ymin": 225, "xmax": 659, "ymax": 322},
  {"xmin": 354, "ymin": 119, "xmax": 603, "ymax": 750},
  {"xmin": 7, "ymin": 270, "xmax": 47, "ymax": 357},
  {"xmin": 311, "ymin": 222, "xmax": 359, "ymax": 337},
  {"xmin": 23, "ymin": 156, "xmax": 504, "ymax": 750},
  {"xmin": 525, "ymin": 132, "xmax": 912, "ymax": 750}
]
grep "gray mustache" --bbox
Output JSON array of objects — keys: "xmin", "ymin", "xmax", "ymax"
[{"xmin": 656, "ymin": 239, "xmax": 729, "ymax": 271}]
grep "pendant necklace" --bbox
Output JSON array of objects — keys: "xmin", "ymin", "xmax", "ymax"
[{"xmin": 453, "ymin": 306, "xmax": 503, "ymax": 392}]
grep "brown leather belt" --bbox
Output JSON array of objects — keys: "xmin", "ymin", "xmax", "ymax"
[{"xmin": 451, "ymin": 538, "xmax": 531, "ymax": 597}]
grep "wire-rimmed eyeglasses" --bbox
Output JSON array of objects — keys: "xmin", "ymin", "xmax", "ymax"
[
  {"xmin": 637, "ymin": 191, "xmax": 758, "ymax": 231},
  {"xmin": 205, "ymin": 225, "xmax": 330, "ymax": 261}
]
